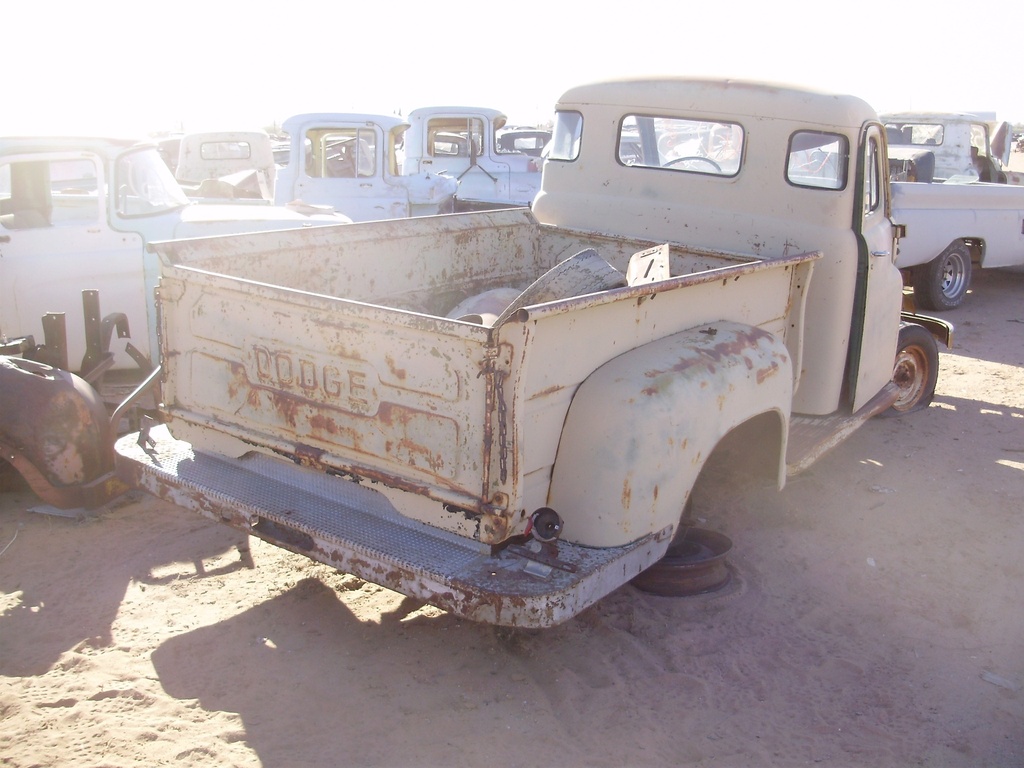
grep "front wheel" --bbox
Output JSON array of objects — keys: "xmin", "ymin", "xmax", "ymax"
[
  {"xmin": 911, "ymin": 241, "xmax": 972, "ymax": 311},
  {"xmin": 880, "ymin": 323, "xmax": 939, "ymax": 417}
]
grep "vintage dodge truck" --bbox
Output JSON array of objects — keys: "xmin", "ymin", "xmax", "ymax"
[{"xmin": 104, "ymin": 78, "xmax": 947, "ymax": 627}]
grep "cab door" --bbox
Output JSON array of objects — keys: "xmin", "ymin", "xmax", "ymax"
[
  {"xmin": 849, "ymin": 124, "xmax": 904, "ymax": 411},
  {"xmin": 421, "ymin": 115, "xmax": 511, "ymax": 206},
  {"xmin": 290, "ymin": 122, "xmax": 407, "ymax": 221}
]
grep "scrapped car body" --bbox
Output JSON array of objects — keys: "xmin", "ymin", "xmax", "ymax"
[
  {"xmin": 881, "ymin": 112, "xmax": 1024, "ymax": 310},
  {"xmin": 890, "ymin": 180, "xmax": 1024, "ymax": 310},
  {"xmin": 882, "ymin": 111, "xmax": 1015, "ymax": 183},
  {"xmin": 0, "ymin": 136, "xmax": 347, "ymax": 381}
]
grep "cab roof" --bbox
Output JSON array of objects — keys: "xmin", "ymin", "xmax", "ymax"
[{"xmin": 555, "ymin": 77, "xmax": 878, "ymax": 131}]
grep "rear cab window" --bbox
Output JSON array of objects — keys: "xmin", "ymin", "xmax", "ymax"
[
  {"xmin": 549, "ymin": 109, "xmax": 849, "ymax": 193},
  {"xmin": 305, "ymin": 128, "xmax": 377, "ymax": 179},
  {"xmin": 884, "ymin": 121, "xmax": 943, "ymax": 146},
  {"xmin": 425, "ymin": 117, "xmax": 486, "ymax": 158},
  {"xmin": 617, "ymin": 116, "xmax": 743, "ymax": 176},
  {"xmin": 550, "ymin": 111, "xmax": 744, "ymax": 176}
]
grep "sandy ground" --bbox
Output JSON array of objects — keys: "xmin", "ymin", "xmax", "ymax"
[{"xmin": 3, "ymin": 182, "xmax": 1024, "ymax": 766}]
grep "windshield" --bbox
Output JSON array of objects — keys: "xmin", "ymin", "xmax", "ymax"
[{"xmin": 115, "ymin": 147, "xmax": 190, "ymax": 216}]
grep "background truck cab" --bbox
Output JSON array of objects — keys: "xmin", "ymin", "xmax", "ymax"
[
  {"xmin": 273, "ymin": 113, "xmax": 457, "ymax": 221},
  {"xmin": 402, "ymin": 106, "xmax": 544, "ymax": 210},
  {"xmin": 172, "ymin": 130, "xmax": 279, "ymax": 202},
  {"xmin": 0, "ymin": 136, "xmax": 348, "ymax": 384},
  {"xmin": 880, "ymin": 111, "xmax": 1024, "ymax": 311}
]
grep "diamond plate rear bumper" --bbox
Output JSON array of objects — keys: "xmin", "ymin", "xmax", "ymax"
[{"xmin": 114, "ymin": 425, "xmax": 667, "ymax": 628}]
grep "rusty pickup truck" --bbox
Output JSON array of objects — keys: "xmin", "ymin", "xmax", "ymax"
[{"xmin": 110, "ymin": 77, "xmax": 948, "ymax": 627}]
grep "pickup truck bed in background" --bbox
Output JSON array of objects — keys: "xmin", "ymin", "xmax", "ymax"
[{"xmin": 892, "ymin": 180, "xmax": 1024, "ymax": 310}]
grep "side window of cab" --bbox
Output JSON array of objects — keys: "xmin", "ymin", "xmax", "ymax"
[
  {"xmin": 0, "ymin": 160, "xmax": 53, "ymax": 229},
  {"xmin": 863, "ymin": 136, "xmax": 882, "ymax": 215},
  {"xmin": 2, "ymin": 157, "xmax": 105, "ymax": 230},
  {"xmin": 786, "ymin": 131, "xmax": 848, "ymax": 190},
  {"xmin": 548, "ymin": 111, "xmax": 583, "ymax": 161}
]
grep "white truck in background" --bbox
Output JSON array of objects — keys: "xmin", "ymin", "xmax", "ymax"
[
  {"xmin": 166, "ymin": 109, "xmax": 544, "ymax": 217},
  {"xmin": 172, "ymin": 130, "xmax": 278, "ymax": 202},
  {"xmin": 272, "ymin": 113, "xmax": 457, "ymax": 221},
  {"xmin": 402, "ymin": 106, "xmax": 544, "ymax": 210},
  {"xmin": 883, "ymin": 112, "xmax": 1024, "ymax": 310},
  {"xmin": 100, "ymin": 77, "xmax": 950, "ymax": 628},
  {"xmin": 0, "ymin": 135, "xmax": 348, "ymax": 508}
]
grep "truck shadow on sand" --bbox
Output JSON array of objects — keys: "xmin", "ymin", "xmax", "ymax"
[
  {"xmin": 147, "ymin": 549, "xmax": 1022, "ymax": 768},
  {"xmin": 149, "ymin": 577, "xmax": 691, "ymax": 767},
  {"xmin": 150, "ymin": 579, "xmax": 503, "ymax": 767},
  {"xmin": 0, "ymin": 493, "xmax": 252, "ymax": 677}
]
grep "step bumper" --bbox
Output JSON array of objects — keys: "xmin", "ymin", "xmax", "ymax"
[{"xmin": 114, "ymin": 425, "xmax": 667, "ymax": 627}]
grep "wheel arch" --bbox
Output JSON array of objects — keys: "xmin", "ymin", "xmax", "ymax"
[
  {"xmin": 961, "ymin": 236, "xmax": 984, "ymax": 264},
  {"xmin": 547, "ymin": 322, "xmax": 792, "ymax": 548}
]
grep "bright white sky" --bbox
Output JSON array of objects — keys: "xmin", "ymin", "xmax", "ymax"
[{"xmin": 5, "ymin": 0, "xmax": 1023, "ymax": 138}]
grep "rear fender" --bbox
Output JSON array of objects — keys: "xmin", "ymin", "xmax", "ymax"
[
  {"xmin": 548, "ymin": 322, "xmax": 792, "ymax": 548},
  {"xmin": 0, "ymin": 356, "xmax": 126, "ymax": 509}
]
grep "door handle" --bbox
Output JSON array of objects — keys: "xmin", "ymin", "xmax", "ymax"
[{"xmin": 871, "ymin": 250, "xmax": 890, "ymax": 258}]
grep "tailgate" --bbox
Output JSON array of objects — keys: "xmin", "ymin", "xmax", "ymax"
[{"xmin": 156, "ymin": 262, "xmax": 496, "ymax": 510}]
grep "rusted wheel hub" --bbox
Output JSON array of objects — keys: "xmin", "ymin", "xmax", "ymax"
[{"xmin": 632, "ymin": 528, "xmax": 733, "ymax": 596}]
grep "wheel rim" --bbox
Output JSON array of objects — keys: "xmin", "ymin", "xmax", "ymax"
[
  {"xmin": 631, "ymin": 528, "xmax": 733, "ymax": 596},
  {"xmin": 940, "ymin": 251, "xmax": 969, "ymax": 300},
  {"xmin": 891, "ymin": 345, "xmax": 928, "ymax": 411}
]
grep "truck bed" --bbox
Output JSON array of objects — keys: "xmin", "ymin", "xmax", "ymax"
[
  {"xmin": 146, "ymin": 208, "xmax": 813, "ymax": 526},
  {"xmin": 158, "ymin": 208, "xmax": 754, "ymax": 311},
  {"xmin": 117, "ymin": 208, "xmax": 818, "ymax": 625},
  {"xmin": 892, "ymin": 181, "xmax": 1024, "ymax": 270}
]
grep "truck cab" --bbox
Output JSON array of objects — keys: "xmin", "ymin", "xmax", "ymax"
[
  {"xmin": 535, "ymin": 79, "xmax": 905, "ymax": 418},
  {"xmin": 273, "ymin": 114, "xmax": 457, "ymax": 221},
  {"xmin": 0, "ymin": 135, "xmax": 354, "ymax": 509},
  {"xmin": 173, "ymin": 130, "xmax": 278, "ymax": 201},
  {"xmin": 402, "ymin": 106, "xmax": 544, "ymax": 210}
]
